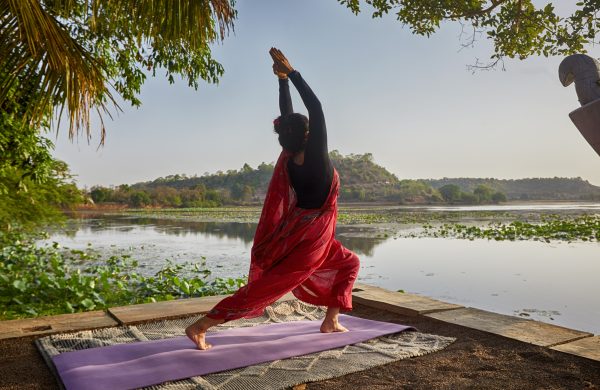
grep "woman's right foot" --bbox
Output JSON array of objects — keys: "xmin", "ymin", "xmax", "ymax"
[{"xmin": 320, "ymin": 318, "xmax": 349, "ymax": 333}]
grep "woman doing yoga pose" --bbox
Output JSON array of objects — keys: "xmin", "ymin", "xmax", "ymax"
[{"xmin": 185, "ymin": 48, "xmax": 360, "ymax": 350}]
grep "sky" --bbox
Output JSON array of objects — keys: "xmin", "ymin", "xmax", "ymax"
[{"xmin": 51, "ymin": 1, "xmax": 600, "ymax": 188}]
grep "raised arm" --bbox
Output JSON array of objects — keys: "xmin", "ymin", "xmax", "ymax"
[
  {"xmin": 270, "ymin": 48, "xmax": 328, "ymax": 159},
  {"xmin": 287, "ymin": 70, "xmax": 325, "ymax": 128},
  {"xmin": 278, "ymin": 77, "xmax": 293, "ymax": 116}
]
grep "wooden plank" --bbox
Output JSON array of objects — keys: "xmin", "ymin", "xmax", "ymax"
[
  {"xmin": 109, "ymin": 295, "xmax": 231, "ymax": 324},
  {"xmin": 0, "ymin": 311, "xmax": 117, "ymax": 340},
  {"xmin": 426, "ymin": 308, "xmax": 593, "ymax": 347},
  {"xmin": 109, "ymin": 292, "xmax": 297, "ymax": 325},
  {"xmin": 551, "ymin": 335, "xmax": 600, "ymax": 362},
  {"xmin": 351, "ymin": 282, "xmax": 463, "ymax": 316}
]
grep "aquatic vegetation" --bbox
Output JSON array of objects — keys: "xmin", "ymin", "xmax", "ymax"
[
  {"xmin": 418, "ymin": 215, "xmax": 600, "ymax": 242},
  {"xmin": 119, "ymin": 206, "xmax": 515, "ymax": 225},
  {"xmin": 119, "ymin": 207, "xmax": 262, "ymax": 223},
  {"xmin": 0, "ymin": 232, "xmax": 246, "ymax": 320},
  {"xmin": 337, "ymin": 208, "xmax": 517, "ymax": 225},
  {"xmin": 108, "ymin": 206, "xmax": 599, "ymax": 242}
]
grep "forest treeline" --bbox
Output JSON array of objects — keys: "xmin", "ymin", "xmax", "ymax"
[
  {"xmin": 87, "ymin": 151, "xmax": 600, "ymax": 208},
  {"xmin": 88, "ymin": 151, "xmax": 600, "ymax": 208},
  {"xmin": 424, "ymin": 178, "xmax": 600, "ymax": 201}
]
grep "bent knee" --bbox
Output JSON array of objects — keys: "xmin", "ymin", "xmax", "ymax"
[{"xmin": 347, "ymin": 252, "xmax": 360, "ymax": 271}]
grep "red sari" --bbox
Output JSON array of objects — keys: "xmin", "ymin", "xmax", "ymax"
[{"xmin": 204, "ymin": 151, "xmax": 360, "ymax": 323}]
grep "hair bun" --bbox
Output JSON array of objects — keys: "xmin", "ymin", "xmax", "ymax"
[{"xmin": 272, "ymin": 113, "xmax": 309, "ymax": 153}]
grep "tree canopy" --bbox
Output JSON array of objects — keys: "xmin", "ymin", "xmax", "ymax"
[
  {"xmin": 0, "ymin": 0, "xmax": 236, "ymax": 142},
  {"xmin": 338, "ymin": 0, "xmax": 599, "ymax": 69},
  {"xmin": 3, "ymin": 1, "xmax": 594, "ymax": 144},
  {"xmin": 0, "ymin": 73, "xmax": 84, "ymax": 230},
  {"xmin": 1, "ymin": 1, "xmax": 235, "ymax": 229}
]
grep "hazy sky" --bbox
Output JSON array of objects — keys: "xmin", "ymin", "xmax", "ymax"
[{"xmin": 51, "ymin": 1, "xmax": 600, "ymax": 188}]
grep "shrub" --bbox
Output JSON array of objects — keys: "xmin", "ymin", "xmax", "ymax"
[{"xmin": 0, "ymin": 232, "xmax": 246, "ymax": 320}]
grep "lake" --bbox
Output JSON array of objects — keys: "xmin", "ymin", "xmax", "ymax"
[{"xmin": 44, "ymin": 204, "xmax": 600, "ymax": 334}]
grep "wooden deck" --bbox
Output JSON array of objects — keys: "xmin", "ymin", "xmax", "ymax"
[{"xmin": 1, "ymin": 284, "xmax": 598, "ymax": 362}]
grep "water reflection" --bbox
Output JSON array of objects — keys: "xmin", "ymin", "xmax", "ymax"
[
  {"xmin": 58, "ymin": 215, "xmax": 258, "ymax": 242},
  {"xmin": 55, "ymin": 214, "xmax": 383, "ymax": 257},
  {"xmin": 336, "ymin": 231, "xmax": 383, "ymax": 257},
  {"xmin": 43, "ymin": 214, "xmax": 600, "ymax": 334},
  {"xmin": 365, "ymin": 237, "xmax": 600, "ymax": 334}
]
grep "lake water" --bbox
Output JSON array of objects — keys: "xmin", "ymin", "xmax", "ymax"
[
  {"xmin": 396, "ymin": 203, "xmax": 600, "ymax": 212},
  {"xmin": 44, "ymin": 207, "xmax": 600, "ymax": 334}
]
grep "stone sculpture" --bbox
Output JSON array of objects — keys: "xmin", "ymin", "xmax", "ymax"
[{"xmin": 559, "ymin": 54, "xmax": 600, "ymax": 157}]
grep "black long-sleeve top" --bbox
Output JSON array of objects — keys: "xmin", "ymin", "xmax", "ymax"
[{"xmin": 279, "ymin": 70, "xmax": 333, "ymax": 209}]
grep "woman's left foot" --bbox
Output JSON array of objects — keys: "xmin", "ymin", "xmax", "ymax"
[
  {"xmin": 185, "ymin": 320, "xmax": 212, "ymax": 350},
  {"xmin": 320, "ymin": 319, "xmax": 349, "ymax": 333}
]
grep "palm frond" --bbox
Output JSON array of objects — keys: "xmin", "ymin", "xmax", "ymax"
[
  {"xmin": 0, "ymin": 0, "xmax": 236, "ymax": 144},
  {"xmin": 0, "ymin": 0, "xmax": 114, "ymax": 142},
  {"xmin": 95, "ymin": 0, "xmax": 236, "ymax": 48}
]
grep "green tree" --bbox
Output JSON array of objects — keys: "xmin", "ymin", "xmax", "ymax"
[
  {"xmin": 130, "ymin": 191, "xmax": 151, "ymax": 208},
  {"xmin": 460, "ymin": 192, "xmax": 478, "ymax": 204},
  {"xmin": 241, "ymin": 163, "xmax": 253, "ymax": 174},
  {"xmin": 0, "ymin": 116, "xmax": 53, "ymax": 195},
  {"xmin": 0, "ymin": 75, "xmax": 83, "ymax": 229},
  {"xmin": 397, "ymin": 180, "xmax": 442, "ymax": 203},
  {"xmin": 474, "ymin": 184, "xmax": 494, "ymax": 203},
  {"xmin": 492, "ymin": 191, "xmax": 508, "ymax": 203},
  {"xmin": 439, "ymin": 184, "xmax": 462, "ymax": 203},
  {"xmin": 0, "ymin": 159, "xmax": 83, "ymax": 230},
  {"xmin": 230, "ymin": 183, "xmax": 245, "ymax": 200},
  {"xmin": 241, "ymin": 185, "xmax": 255, "ymax": 202},
  {"xmin": 0, "ymin": 69, "xmax": 56, "ymax": 192},
  {"xmin": 90, "ymin": 186, "xmax": 113, "ymax": 203},
  {"xmin": 338, "ymin": 1, "xmax": 597, "ymax": 68}
]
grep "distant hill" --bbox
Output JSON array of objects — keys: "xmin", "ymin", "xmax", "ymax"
[
  {"xmin": 135, "ymin": 150, "xmax": 400, "ymax": 190},
  {"xmin": 132, "ymin": 151, "xmax": 441, "ymax": 203},
  {"xmin": 423, "ymin": 178, "xmax": 600, "ymax": 201},
  {"xmin": 328, "ymin": 151, "xmax": 441, "ymax": 203},
  {"xmin": 89, "ymin": 153, "xmax": 600, "ymax": 207},
  {"xmin": 92, "ymin": 151, "xmax": 441, "ymax": 206}
]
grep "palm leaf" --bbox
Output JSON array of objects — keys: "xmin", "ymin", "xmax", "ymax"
[
  {"xmin": 0, "ymin": 0, "xmax": 112, "ymax": 142},
  {"xmin": 0, "ymin": 0, "xmax": 235, "ymax": 143}
]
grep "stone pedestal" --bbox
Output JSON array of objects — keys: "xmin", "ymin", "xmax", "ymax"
[{"xmin": 569, "ymin": 99, "xmax": 600, "ymax": 157}]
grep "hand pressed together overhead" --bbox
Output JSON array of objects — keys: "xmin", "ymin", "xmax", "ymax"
[{"xmin": 270, "ymin": 47, "xmax": 294, "ymax": 78}]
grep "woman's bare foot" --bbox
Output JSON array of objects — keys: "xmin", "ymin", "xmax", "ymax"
[
  {"xmin": 185, "ymin": 316, "xmax": 224, "ymax": 350},
  {"xmin": 320, "ymin": 318, "xmax": 349, "ymax": 333},
  {"xmin": 320, "ymin": 307, "xmax": 349, "ymax": 333}
]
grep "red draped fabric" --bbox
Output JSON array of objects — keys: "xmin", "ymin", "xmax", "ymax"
[{"xmin": 204, "ymin": 151, "xmax": 360, "ymax": 323}]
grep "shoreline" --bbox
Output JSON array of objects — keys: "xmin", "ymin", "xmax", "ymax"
[{"xmin": 74, "ymin": 199, "xmax": 600, "ymax": 212}]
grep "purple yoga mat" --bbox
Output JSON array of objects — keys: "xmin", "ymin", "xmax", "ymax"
[{"xmin": 52, "ymin": 314, "xmax": 415, "ymax": 390}]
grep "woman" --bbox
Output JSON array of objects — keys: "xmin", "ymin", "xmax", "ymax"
[{"xmin": 185, "ymin": 48, "xmax": 360, "ymax": 350}]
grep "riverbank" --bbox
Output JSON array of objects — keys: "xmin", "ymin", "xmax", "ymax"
[
  {"xmin": 70, "ymin": 201, "xmax": 600, "ymax": 226},
  {"xmin": 67, "ymin": 203, "xmax": 600, "ymax": 244},
  {"xmin": 0, "ymin": 283, "xmax": 598, "ymax": 389},
  {"xmin": 35, "ymin": 204, "xmax": 600, "ymax": 334}
]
